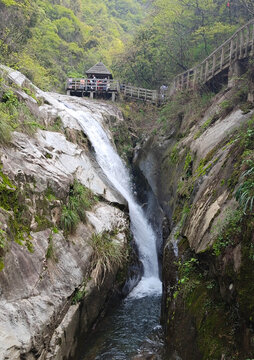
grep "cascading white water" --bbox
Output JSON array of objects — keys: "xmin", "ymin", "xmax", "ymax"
[{"xmin": 62, "ymin": 105, "xmax": 161, "ymax": 298}]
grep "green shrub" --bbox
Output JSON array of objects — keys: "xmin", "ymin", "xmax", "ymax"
[
  {"xmin": 0, "ymin": 229, "xmax": 7, "ymax": 251},
  {"xmin": 2, "ymin": 90, "xmax": 19, "ymax": 106},
  {"xmin": 177, "ymin": 178, "xmax": 193, "ymax": 199},
  {"xmin": 0, "ymin": 171, "xmax": 33, "ymax": 252},
  {"xmin": 72, "ymin": 284, "xmax": 86, "ymax": 304},
  {"xmin": 60, "ymin": 180, "xmax": 97, "ymax": 234},
  {"xmin": 0, "ymin": 117, "xmax": 12, "ymax": 144},
  {"xmin": 184, "ymin": 151, "xmax": 192, "ymax": 176},
  {"xmin": 212, "ymin": 209, "xmax": 243, "ymax": 256},
  {"xmin": 170, "ymin": 143, "xmax": 179, "ymax": 164},
  {"xmin": 0, "ymin": 78, "xmax": 46, "ymax": 142},
  {"xmin": 69, "ymin": 180, "xmax": 96, "ymax": 221}
]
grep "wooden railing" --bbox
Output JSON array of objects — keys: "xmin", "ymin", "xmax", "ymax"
[
  {"xmin": 67, "ymin": 20, "xmax": 254, "ymax": 103},
  {"xmin": 66, "ymin": 79, "xmax": 160, "ymax": 102},
  {"xmin": 121, "ymin": 84, "xmax": 158, "ymax": 102},
  {"xmin": 168, "ymin": 18, "xmax": 254, "ymax": 96},
  {"xmin": 120, "ymin": 19, "xmax": 254, "ymax": 101},
  {"xmin": 66, "ymin": 78, "xmax": 120, "ymax": 92}
]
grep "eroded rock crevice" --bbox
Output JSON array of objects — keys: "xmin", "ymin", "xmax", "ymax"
[{"xmin": 134, "ymin": 62, "xmax": 254, "ymax": 359}]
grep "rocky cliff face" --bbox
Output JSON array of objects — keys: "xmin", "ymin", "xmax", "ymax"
[
  {"xmin": 0, "ymin": 66, "xmax": 130, "ymax": 359},
  {"xmin": 134, "ymin": 67, "xmax": 254, "ymax": 359}
]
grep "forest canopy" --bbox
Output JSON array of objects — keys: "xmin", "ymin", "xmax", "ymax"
[
  {"xmin": 0, "ymin": 0, "xmax": 148, "ymax": 90},
  {"xmin": 0, "ymin": 0, "xmax": 253, "ymax": 90},
  {"xmin": 113, "ymin": 0, "xmax": 254, "ymax": 88}
]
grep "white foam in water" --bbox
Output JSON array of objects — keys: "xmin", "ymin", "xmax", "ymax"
[
  {"xmin": 49, "ymin": 95, "xmax": 162, "ymax": 298},
  {"xmin": 128, "ymin": 277, "xmax": 162, "ymax": 299}
]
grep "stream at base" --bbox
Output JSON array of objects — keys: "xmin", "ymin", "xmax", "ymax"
[
  {"xmin": 77, "ymin": 293, "xmax": 163, "ymax": 360},
  {"xmin": 48, "ymin": 94, "xmax": 166, "ymax": 360}
]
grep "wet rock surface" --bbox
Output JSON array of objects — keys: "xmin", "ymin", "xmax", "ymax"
[
  {"xmin": 0, "ymin": 66, "xmax": 130, "ymax": 359},
  {"xmin": 134, "ymin": 79, "xmax": 254, "ymax": 359}
]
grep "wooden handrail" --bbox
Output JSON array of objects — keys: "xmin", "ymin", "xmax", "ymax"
[
  {"xmin": 169, "ymin": 18, "xmax": 254, "ymax": 96},
  {"xmin": 66, "ymin": 19, "xmax": 254, "ymax": 103}
]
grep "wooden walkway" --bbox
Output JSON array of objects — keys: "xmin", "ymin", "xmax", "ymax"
[
  {"xmin": 168, "ymin": 18, "xmax": 254, "ymax": 97},
  {"xmin": 121, "ymin": 84, "xmax": 158, "ymax": 103},
  {"xmin": 67, "ymin": 19, "xmax": 254, "ymax": 103},
  {"xmin": 121, "ymin": 18, "xmax": 254, "ymax": 102}
]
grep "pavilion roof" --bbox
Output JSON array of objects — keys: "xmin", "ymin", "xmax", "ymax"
[{"xmin": 86, "ymin": 62, "xmax": 112, "ymax": 76}]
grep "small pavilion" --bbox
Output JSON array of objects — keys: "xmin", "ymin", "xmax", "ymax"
[
  {"xmin": 66, "ymin": 62, "xmax": 118, "ymax": 101},
  {"xmin": 86, "ymin": 62, "xmax": 113, "ymax": 80}
]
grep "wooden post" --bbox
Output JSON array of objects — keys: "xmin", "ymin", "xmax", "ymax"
[
  {"xmin": 240, "ymin": 29, "xmax": 244, "ymax": 59},
  {"xmin": 138, "ymin": 88, "xmax": 140, "ymax": 99},
  {"xmin": 112, "ymin": 92, "xmax": 116, "ymax": 102},
  {"xmin": 212, "ymin": 54, "xmax": 216, "ymax": 75},
  {"xmin": 90, "ymin": 92, "xmax": 94, "ymax": 99},
  {"xmin": 186, "ymin": 71, "xmax": 190, "ymax": 89},
  {"xmin": 236, "ymin": 33, "xmax": 240, "ymax": 59},
  {"xmin": 220, "ymin": 46, "xmax": 225, "ymax": 70},
  {"xmin": 229, "ymin": 39, "xmax": 234, "ymax": 63},
  {"xmin": 200, "ymin": 64, "xmax": 204, "ymax": 83},
  {"xmin": 66, "ymin": 90, "xmax": 70, "ymax": 96},
  {"xmin": 193, "ymin": 68, "xmax": 197, "ymax": 88},
  {"xmin": 152, "ymin": 90, "xmax": 157, "ymax": 103},
  {"xmin": 205, "ymin": 60, "xmax": 209, "ymax": 81}
]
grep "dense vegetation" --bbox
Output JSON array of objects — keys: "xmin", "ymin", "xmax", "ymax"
[
  {"xmin": 1, "ymin": 0, "xmax": 254, "ymax": 91},
  {"xmin": 0, "ymin": 0, "xmax": 148, "ymax": 90},
  {"xmin": 114, "ymin": 0, "xmax": 254, "ymax": 87}
]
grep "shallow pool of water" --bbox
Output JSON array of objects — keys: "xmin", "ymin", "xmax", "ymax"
[{"xmin": 76, "ymin": 293, "xmax": 162, "ymax": 360}]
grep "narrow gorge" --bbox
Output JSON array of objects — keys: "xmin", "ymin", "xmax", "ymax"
[{"xmin": 1, "ymin": 54, "xmax": 254, "ymax": 360}]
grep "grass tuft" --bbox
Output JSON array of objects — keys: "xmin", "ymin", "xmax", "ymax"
[{"xmin": 90, "ymin": 230, "xmax": 124, "ymax": 285}]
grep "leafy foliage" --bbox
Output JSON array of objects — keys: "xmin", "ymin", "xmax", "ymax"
[
  {"xmin": 0, "ymin": 0, "xmax": 148, "ymax": 90},
  {"xmin": 72, "ymin": 282, "xmax": 86, "ymax": 304},
  {"xmin": 212, "ymin": 209, "xmax": 243, "ymax": 256},
  {"xmin": 1, "ymin": 0, "xmax": 252, "ymax": 90},
  {"xmin": 60, "ymin": 180, "xmax": 97, "ymax": 234},
  {"xmin": 0, "ymin": 76, "xmax": 46, "ymax": 144},
  {"xmin": 114, "ymin": 0, "xmax": 251, "ymax": 87}
]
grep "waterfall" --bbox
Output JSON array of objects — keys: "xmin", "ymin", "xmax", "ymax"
[{"xmin": 60, "ymin": 104, "xmax": 161, "ymax": 298}]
